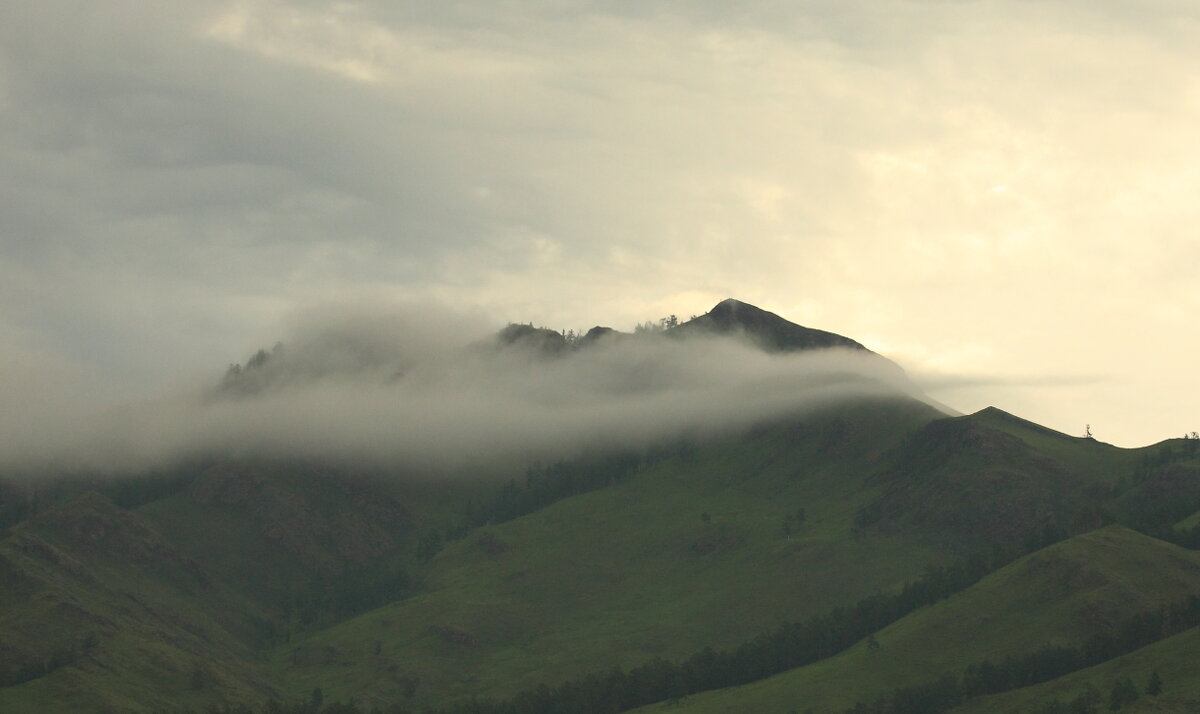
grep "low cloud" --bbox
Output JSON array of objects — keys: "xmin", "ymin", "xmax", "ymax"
[
  {"xmin": 911, "ymin": 371, "xmax": 1107, "ymax": 391},
  {"xmin": 0, "ymin": 302, "xmax": 924, "ymax": 478}
]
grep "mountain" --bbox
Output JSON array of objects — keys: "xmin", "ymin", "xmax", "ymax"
[
  {"xmin": 502, "ymin": 298, "xmax": 875, "ymax": 355},
  {"xmin": 670, "ymin": 298, "xmax": 869, "ymax": 353},
  {"xmin": 3, "ymin": 299, "xmax": 1199, "ymax": 714}
]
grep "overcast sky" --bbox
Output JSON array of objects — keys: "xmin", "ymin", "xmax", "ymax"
[{"xmin": 2, "ymin": 0, "xmax": 1197, "ymax": 448}]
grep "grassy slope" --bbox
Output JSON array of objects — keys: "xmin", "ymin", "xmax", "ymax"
[
  {"xmin": 952, "ymin": 625, "xmax": 1200, "ymax": 713},
  {"xmin": 267, "ymin": 398, "xmax": 950, "ymax": 708},
  {"xmin": 968, "ymin": 407, "xmax": 1138, "ymax": 482},
  {"xmin": 862, "ymin": 407, "xmax": 1141, "ymax": 545},
  {"xmin": 631, "ymin": 527, "xmax": 1200, "ymax": 714},
  {"xmin": 0, "ymin": 462, "xmax": 495, "ymax": 714},
  {"xmin": 135, "ymin": 461, "xmax": 418, "ymax": 610},
  {"xmin": 132, "ymin": 460, "xmax": 505, "ymax": 632},
  {"xmin": 0, "ymin": 492, "xmax": 281, "ymax": 713},
  {"xmin": 1, "ymin": 403, "xmax": 1175, "ymax": 712}
]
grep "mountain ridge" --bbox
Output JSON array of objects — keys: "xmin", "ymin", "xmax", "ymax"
[
  {"xmin": 218, "ymin": 298, "xmax": 882, "ymax": 399},
  {"xmin": 669, "ymin": 298, "xmax": 870, "ymax": 353}
]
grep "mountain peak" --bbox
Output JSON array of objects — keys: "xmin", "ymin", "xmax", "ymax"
[{"xmin": 674, "ymin": 299, "xmax": 869, "ymax": 353}]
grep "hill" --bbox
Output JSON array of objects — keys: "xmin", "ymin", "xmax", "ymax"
[
  {"xmin": 631, "ymin": 526, "xmax": 1200, "ymax": 714},
  {"xmin": 950, "ymin": 625, "xmax": 1200, "ymax": 713},
  {"xmin": 668, "ymin": 299, "xmax": 870, "ymax": 354},
  {"xmin": 856, "ymin": 406, "xmax": 1138, "ymax": 542}
]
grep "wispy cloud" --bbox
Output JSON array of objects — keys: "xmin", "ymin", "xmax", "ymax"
[{"xmin": 0, "ymin": 302, "xmax": 918, "ymax": 475}]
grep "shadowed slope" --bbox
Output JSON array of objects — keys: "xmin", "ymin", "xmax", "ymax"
[{"xmin": 0, "ymin": 492, "xmax": 281, "ymax": 712}]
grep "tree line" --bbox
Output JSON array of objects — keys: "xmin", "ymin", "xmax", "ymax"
[
  {"xmin": 1028, "ymin": 672, "xmax": 1167, "ymax": 714},
  {"xmin": 424, "ymin": 536, "xmax": 1054, "ymax": 714},
  {"xmin": 414, "ymin": 450, "xmax": 655, "ymax": 563},
  {"xmin": 175, "ymin": 594, "xmax": 1197, "ymax": 714},
  {"xmin": 242, "ymin": 529, "xmax": 1045, "ymax": 714},
  {"xmin": 837, "ymin": 595, "xmax": 1200, "ymax": 714}
]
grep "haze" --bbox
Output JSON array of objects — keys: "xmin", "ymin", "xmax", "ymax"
[
  {"xmin": 1, "ymin": 1, "xmax": 1197, "ymax": 448},
  {"xmin": 0, "ymin": 301, "xmax": 919, "ymax": 475}
]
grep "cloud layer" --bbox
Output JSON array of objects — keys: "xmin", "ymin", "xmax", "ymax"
[{"xmin": 0, "ymin": 302, "xmax": 920, "ymax": 476}]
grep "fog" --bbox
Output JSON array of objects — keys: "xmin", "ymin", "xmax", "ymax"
[{"xmin": 0, "ymin": 302, "xmax": 928, "ymax": 478}]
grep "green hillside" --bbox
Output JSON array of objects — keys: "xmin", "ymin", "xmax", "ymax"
[
  {"xmin": 0, "ymin": 462, "xmax": 500, "ymax": 713},
  {"xmin": 136, "ymin": 461, "xmax": 421, "ymax": 618},
  {"xmin": 632, "ymin": 527, "xmax": 1200, "ymax": 714},
  {"xmin": 260, "ymin": 403, "xmax": 1185, "ymax": 710},
  {"xmin": 855, "ymin": 407, "xmax": 1139, "ymax": 543},
  {"xmin": 5, "ymin": 399, "xmax": 1191, "ymax": 713},
  {"xmin": 4, "ymin": 398, "xmax": 1192, "ymax": 714},
  {"xmin": 950, "ymin": 625, "xmax": 1200, "ymax": 713},
  {"xmin": 0, "ymin": 492, "xmax": 281, "ymax": 712},
  {"xmin": 266, "ymin": 397, "xmax": 948, "ymax": 708}
]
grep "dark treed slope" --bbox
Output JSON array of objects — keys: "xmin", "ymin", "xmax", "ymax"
[
  {"xmin": 0, "ymin": 492, "xmax": 282, "ymax": 712},
  {"xmin": 952, "ymin": 622, "xmax": 1200, "ymax": 713}
]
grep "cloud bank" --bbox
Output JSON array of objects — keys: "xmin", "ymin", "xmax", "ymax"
[{"xmin": 0, "ymin": 302, "xmax": 921, "ymax": 477}]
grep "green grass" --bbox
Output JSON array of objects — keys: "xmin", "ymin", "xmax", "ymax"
[
  {"xmin": 951, "ymin": 625, "xmax": 1200, "ymax": 714},
  {"xmin": 630, "ymin": 527, "xmax": 1200, "ymax": 714},
  {"xmin": 264, "ymin": 398, "xmax": 950, "ymax": 708},
  {"xmin": 968, "ymin": 407, "xmax": 1141, "ymax": 482},
  {"xmin": 1174, "ymin": 510, "xmax": 1200, "ymax": 530}
]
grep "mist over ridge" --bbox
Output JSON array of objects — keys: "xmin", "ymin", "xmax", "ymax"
[{"xmin": 1, "ymin": 299, "xmax": 930, "ymax": 477}]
